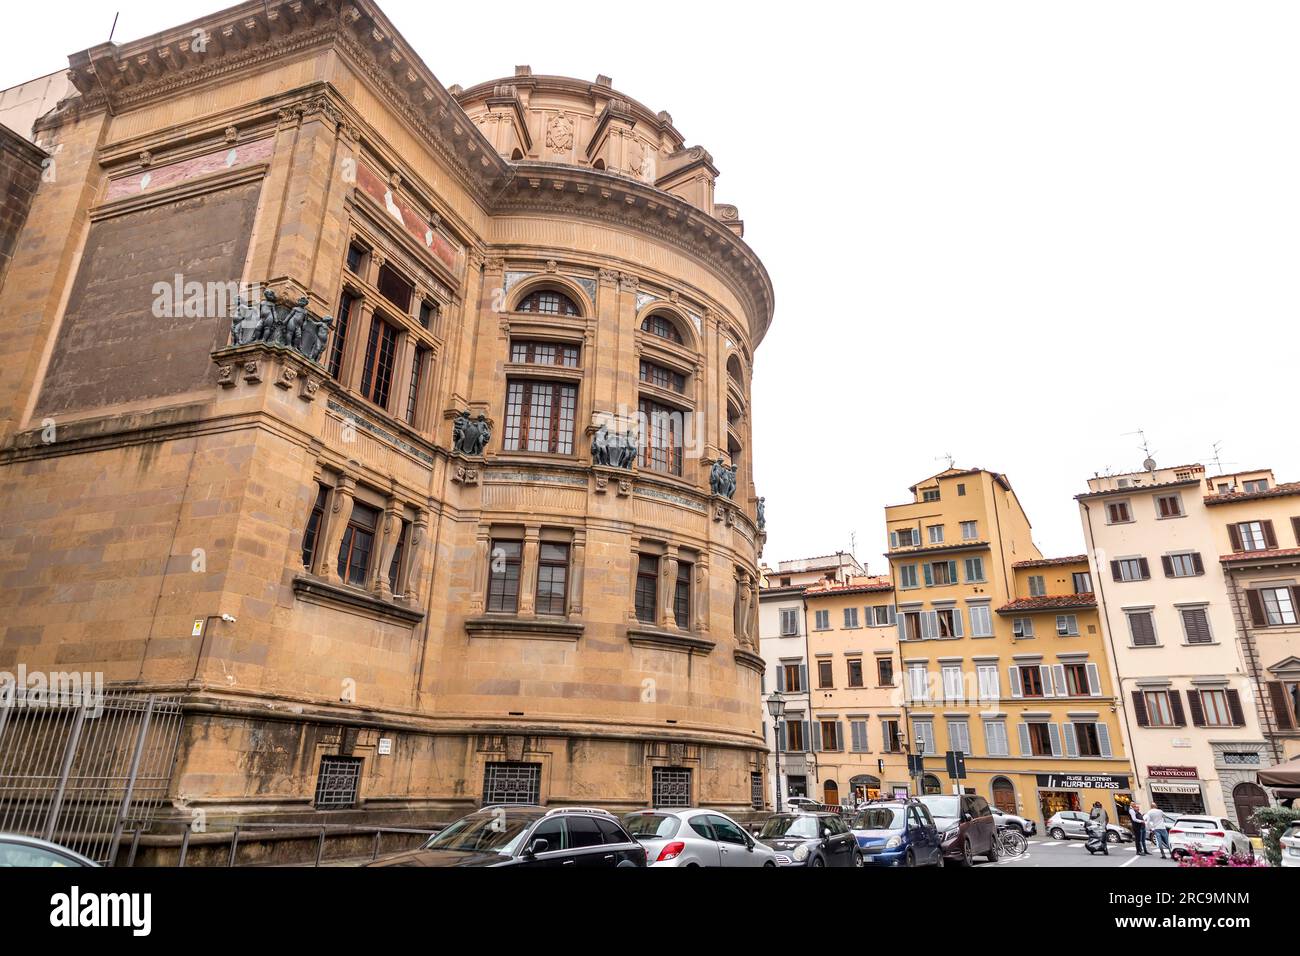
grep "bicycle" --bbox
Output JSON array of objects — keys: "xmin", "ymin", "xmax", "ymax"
[{"xmin": 995, "ymin": 826, "xmax": 1028, "ymax": 858}]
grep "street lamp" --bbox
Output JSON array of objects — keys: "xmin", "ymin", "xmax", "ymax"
[{"xmin": 766, "ymin": 692, "xmax": 786, "ymax": 813}]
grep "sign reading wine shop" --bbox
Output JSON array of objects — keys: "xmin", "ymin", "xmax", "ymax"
[{"xmin": 1036, "ymin": 773, "xmax": 1130, "ymax": 791}]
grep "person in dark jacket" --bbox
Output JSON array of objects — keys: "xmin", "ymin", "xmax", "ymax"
[{"xmin": 1128, "ymin": 802, "xmax": 1148, "ymax": 855}]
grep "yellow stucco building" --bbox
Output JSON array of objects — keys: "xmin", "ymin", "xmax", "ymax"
[{"xmin": 885, "ymin": 468, "xmax": 1134, "ymax": 830}]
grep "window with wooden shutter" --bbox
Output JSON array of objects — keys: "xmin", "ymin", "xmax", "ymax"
[
  {"xmin": 1169, "ymin": 689, "xmax": 1187, "ymax": 726},
  {"xmin": 1131, "ymin": 691, "xmax": 1150, "ymax": 727},
  {"xmin": 1269, "ymin": 681, "xmax": 1298, "ymax": 731},
  {"xmin": 1179, "ymin": 607, "xmax": 1213, "ymax": 645},
  {"xmin": 1186, "ymin": 689, "xmax": 1206, "ymax": 727},
  {"xmin": 1127, "ymin": 610, "xmax": 1157, "ymax": 646},
  {"xmin": 1226, "ymin": 689, "xmax": 1246, "ymax": 726}
]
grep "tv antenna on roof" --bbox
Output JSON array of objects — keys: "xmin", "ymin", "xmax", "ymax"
[
  {"xmin": 1209, "ymin": 441, "xmax": 1236, "ymax": 476},
  {"xmin": 936, "ymin": 452, "xmax": 956, "ymax": 469},
  {"xmin": 1124, "ymin": 428, "xmax": 1157, "ymax": 473}
]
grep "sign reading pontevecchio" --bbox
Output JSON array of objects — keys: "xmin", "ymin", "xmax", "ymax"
[{"xmin": 1147, "ymin": 766, "xmax": 1198, "ymax": 779}]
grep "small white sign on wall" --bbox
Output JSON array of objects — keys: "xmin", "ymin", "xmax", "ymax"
[{"xmin": 377, "ymin": 738, "xmax": 393, "ymax": 756}]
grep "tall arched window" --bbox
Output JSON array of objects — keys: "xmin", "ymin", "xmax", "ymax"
[
  {"xmin": 517, "ymin": 289, "xmax": 580, "ymax": 317},
  {"xmin": 641, "ymin": 312, "xmax": 683, "ymax": 344}
]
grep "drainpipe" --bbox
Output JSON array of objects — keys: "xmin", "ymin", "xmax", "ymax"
[{"xmin": 1222, "ymin": 572, "xmax": 1282, "ymax": 766}]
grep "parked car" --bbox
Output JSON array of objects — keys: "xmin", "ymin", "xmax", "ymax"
[
  {"xmin": 622, "ymin": 809, "xmax": 777, "ymax": 867},
  {"xmin": 848, "ymin": 801, "xmax": 943, "ymax": 867},
  {"xmin": 1045, "ymin": 810, "xmax": 1131, "ymax": 844},
  {"xmin": 919, "ymin": 794, "xmax": 998, "ymax": 865},
  {"xmin": 367, "ymin": 806, "xmax": 646, "ymax": 868},
  {"xmin": 1280, "ymin": 823, "xmax": 1300, "ymax": 868},
  {"xmin": 0, "ymin": 834, "xmax": 98, "ymax": 868},
  {"xmin": 1167, "ymin": 815, "xmax": 1254, "ymax": 861},
  {"xmin": 785, "ymin": 797, "xmax": 821, "ymax": 812},
  {"xmin": 990, "ymin": 808, "xmax": 1037, "ymax": 836},
  {"xmin": 756, "ymin": 811, "xmax": 862, "ymax": 867}
]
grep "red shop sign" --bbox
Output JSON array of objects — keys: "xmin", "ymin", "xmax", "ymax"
[{"xmin": 1147, "ymin": 765, "xmax": 1198, "ymax": 779}]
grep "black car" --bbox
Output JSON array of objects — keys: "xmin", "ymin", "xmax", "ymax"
[
  {"xmin": 755, "ymin": 812, "xmax": 862, "ymax": 867},
  {"xmin": 919, "ymin": 794, "xmax": 998, "ymax": 865},
  {"xmin": 368, "ymin": 806, "xmax": 647, "ymax": 868}
]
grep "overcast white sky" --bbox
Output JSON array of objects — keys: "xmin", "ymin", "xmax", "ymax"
[{"xmin": 5, "ymin": 1, "xmax": 1299, "ymax": 569}]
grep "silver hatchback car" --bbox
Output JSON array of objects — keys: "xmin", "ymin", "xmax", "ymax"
[{"xmin": 623, "ymin": 809, "xmax": 778, "ymax": 867}]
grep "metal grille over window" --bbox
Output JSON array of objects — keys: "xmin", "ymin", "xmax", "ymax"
[
  {"xmin": 483, "ymin": 763, "xmax": 541, "ymax": 806},
  {"xmin": 751, "ymin": 772, "xmax": 764, "ymax": 809},
  {"xmin": 652, "ymin": 767, "xmax": 692, "ymax": 808},
  {"xmin": 314, "ymin": 756, "xmax": 363, "ymax": 809}
]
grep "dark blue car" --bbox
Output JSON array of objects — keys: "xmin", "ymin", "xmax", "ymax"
[{"xmin": 848, "ymin": 801, "xmax": 944, "ymax": 867}]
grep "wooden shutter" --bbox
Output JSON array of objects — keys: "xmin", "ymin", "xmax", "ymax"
[
  {"xmin": 776, "ymin": 667, "xmax": 786, "ymax": 692},
  {"xmin": 1063, "ymin": 723, "xmax": 1079, "ymax": 758},
  {"xmin": 1293, "ymin": 516, "xmax": 1300, "ymax": 546},
  {"xmin": 951, "ymin": 608, "xmax": 964, "ymax": 637},
  {"xmin": 1263, "ymin": 520, "xmax": 1278, "ymax": 549},
  {"xmin": 1040, "ymin": 665, "xmax": 1056, "ymax": 698},
  {"xmin": 1182, "ymin": 609, "xmax": 1212, "ymax": 645},
  {"xmin": 1192, "ymin": 552, "xmax": 1205, "ymax": 574},
  {"xmin": 1137, "ymin": 557, "xmax": 1151, "ymax": 579},
  {"xmin": 1268, "ymin": 682, "xmax": 1296, "ymax": 731},
  {"xmin": 1097, "ymin": 723, "xmax": 1113, "ymax": 758},
  {"xmin": 1246, "ymin": 591, "xmax": 1267, "ymax": 627},
  {"xmin": 1047, "ymin": 723, "xmax": 1063, "ymax": 757},
  {"xmin": 800, "ymin": 720, "xmax": 810, "ymax": 750},
  {"xmin": 799, "ymin": 664, "xmax": 808, "ymax": 693},
  {"xmin": 1228, "ymin": 524, "xmax": 1243, "ymax": 552},
  {"xmin": 1131, "ymin": 691, "xmax": 1150, "ymax": 727},
  {"xmin": 1017, "ymin": 723, "xmax": 1032, "ymax": 756},
  {"xmin": 1169, "ymin": 690, "xmax": 1187, "ymax": 727},
  {"xmin": 1186, "ymin": 689, "xmax": 1205, "ymax": 727},
  {"xmin": 1110, "ymin": 560, "xmax": 1122, "ymax": 582},
  {"xmin": 947, "ymin": 560, "xmax": 958, "ymax": 584},
  {"xmin": 1226, "ymin": 689, "xmax": 1246, "ymax": 727},
  {"xmin": 836, "ymin": 721, "xmax": 845, "ymax": 752},
  {"xmin": 1087, "ymin": 662, "xmax": 1102, "ymax": 696},
  {"xmin": 1009, "ymin": 666, "xmax": 1022, "ymax": 699},
  {"xmin": 1053, "ymin": 664, "xmax": 1068, "ymax": 696},
  {"xmin": 1160, "ymin": 555, "xmax": 1174, "ymax": 577}
]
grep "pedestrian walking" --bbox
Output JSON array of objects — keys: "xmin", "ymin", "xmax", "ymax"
[
  {"xmin": 1145, "ymin": 805, "xmax": 1171, "ymax": 859},
  {"xmin": 1086, "ymin": 801, "xmax": 1110, "ymax": 856},
  {"xmin": 1129, "ymin": 801, "xmax": 1148, "ymax": 855}
]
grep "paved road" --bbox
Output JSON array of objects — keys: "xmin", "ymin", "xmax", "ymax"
[{"xmin": 981, "ymin": 836, "xmax": 1174, "ymax": 868}]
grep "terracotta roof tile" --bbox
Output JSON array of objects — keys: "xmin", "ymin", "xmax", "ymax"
[
  {"xmin": 1220, "ymin": 547, "xmax": 1300, "ymax": 564},
  {"xmin": 804, "ymin": 575, "xmax": 894, "ymax": 597},
  {"xmin": 1204, "ymin": 482, "xmax": 1300, "ymax": 506},
  {"xmin": 996, "ymin": 593, "xmax": 1097, "ymax": 613},
  {"xmin": 1013, "ymin": 555, "xmax": 1087, "ymax": 569}
]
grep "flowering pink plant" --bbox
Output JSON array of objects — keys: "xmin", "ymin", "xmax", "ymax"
[{"xmin": 1176, "ymin": 849, "xmax": 1267, "ymax": 868}]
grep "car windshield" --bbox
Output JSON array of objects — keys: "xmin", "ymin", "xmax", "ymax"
[
  {"xmin": 922, "ymin": 797, "xmax": 961, "ymax": 820},
  {"xmin": 760, "ymin": 816, "xmax": 820, "ymax": 839},
  {"xmin": 423, "ymin": 812, "xmax": 535, "ymax": 855},
  {"xmin": 623, "ymin": 812, "xmax": 680, "ymax": 839},
  {"xmin": 851, "ymin": 807, "xmax": 904, "ymax": 830}
]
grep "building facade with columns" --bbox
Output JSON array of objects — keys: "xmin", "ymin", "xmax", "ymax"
[{"xmin": 0, "ymin": 0, "xmax": 773, "ymax": 833}]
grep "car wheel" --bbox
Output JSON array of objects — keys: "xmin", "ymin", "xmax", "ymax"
[
  {"xmin": 985, "ymin": 837, "xmax": 1000, "ymax": 863},
  {"xmin": 763, "ymin": 861, "xmax": 776, "ymax": 868},
  {"xmin": 1106, "ymin": 830, "xmax": 1120, "ymax": 844},
  {"xmin": 1049, "ymin": 827, "xmax": 1066, "ymax": 840},
  {"xmin": 905, "ymin": 848, "xmax": 916, "ymax": 868},
  {"xmin": 852, "ymin": 850, "xmax": 864, "ymax": 868},
  {"xmin": 812, "ymin": 855, "xmax": 825, "ymax": 868},
  {"xmin": 1171, "ymin": 850, "xmax": 1186, "ymax": 861},
  {"xmin": 961, "ymin": 839, "xmax": 974, "ymax": 866},
  {"xmin": 934, "ymin": 852, "xmax": 945, "ymax": 868}
]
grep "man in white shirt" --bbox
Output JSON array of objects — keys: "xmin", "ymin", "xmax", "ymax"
[{"xmin": 1145, "ymin": 805, "xmax": 1170, "ymax": 859}]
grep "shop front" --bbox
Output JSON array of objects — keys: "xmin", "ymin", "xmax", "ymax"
[
  {"xmin": 850, "ymin": 774, "xmax": 882, "ymax": 805},
  {"xmin": 1146, "ymin": 766, "xmax": 1206, "ymax": 816},
  {"xmin": 1034, "ymin": 772, "xmax": 1132, "ymax": 829}
]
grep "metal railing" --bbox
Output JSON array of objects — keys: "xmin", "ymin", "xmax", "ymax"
[
  {"xmin": 0, "ymin": 684, "xmax": 184, "ymax": 865},
  {"xmin": 174, "ymin": 823, "xmax": 438, "ymax": 867}
]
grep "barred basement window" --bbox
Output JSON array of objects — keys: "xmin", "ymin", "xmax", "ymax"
[
  {"xmin": 314, "ymin": 756, "xmax": 363, "ymax": 809},
  {"xmin": 652, "ymin": 767, "xmax": 692, "ymax": 808},
  {"xmin": 483, "ymin": 763, "xmax": 542, "ymax": 806},
  {"xmin": 751, "ymin": 773, "xmax": 764, "ymax": 809}
]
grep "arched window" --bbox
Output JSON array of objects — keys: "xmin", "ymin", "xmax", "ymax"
[
  {"xmin": 922, "ymin": 774, "xmax": 942, "ymax": 795},
  {"xmin": 517, "ymin": 289, "xmax": 580, "ymax": 317},
  {"xmin": 727, "ymin": 354, "xmax": 744, "ymax": 385},
  {"xmin": 641, "ymin": 312, "xmax": 683, "ymax": 344}
]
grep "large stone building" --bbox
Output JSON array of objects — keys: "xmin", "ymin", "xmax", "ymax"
[{"xmin": 0, "ymin": 0, "xmax": 773, "ymax": 832}]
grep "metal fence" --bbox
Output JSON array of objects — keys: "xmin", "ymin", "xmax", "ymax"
[{"xmin": 0, "ymin": 684, "xmax": 184, "ymax": 865}]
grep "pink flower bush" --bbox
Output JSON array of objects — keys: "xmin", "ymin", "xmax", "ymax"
[{"xmin": 1176, "ymin": 849, "xmax": 1267, "ymax": 868}]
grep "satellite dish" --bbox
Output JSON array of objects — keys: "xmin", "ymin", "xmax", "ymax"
[{"xmin": 1143, "ymin": 457, "xmax": 1157, "ymax": 473}]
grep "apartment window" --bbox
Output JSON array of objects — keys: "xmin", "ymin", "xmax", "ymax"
[
  {"xmin": 641, "ymin": 313, "xmax": 683, "ymax": 343},
  {"xmin": 337, "ymin": 502, "xmax": 380, "ymax": 588},
  {"xmin": 1074, "ymin": 722, "xmax": 1103, "ymax": 757},
  {"xmin": 957, "ymin": 483, "xmax": 967, "ymax": 496},
  {"xmin": 847, "ymin": 659, "xmax": 864, "ymax": 688},
  {"xmin": 877, "ymin": 658, "xmax": 895, "ymax": 687},
  {"xmin": 780, "ymin": 663, "xmax": 804, "ymax": 694},
  {"xmin": 780, "ymin": 607, "xmax": 800, "ymax": 636},
  {"xmin": 819, "ymin": 720, "xmax": 842, "ymax": 751},
  {"xmin": 977, "ymin": 665, "xmax": 1000, "ymax": 700},
  {"xmin": 301, "ymin": 485, "xmax": 328, "ymax": 570},
  {"xmin": 843, "ymin": 607, "xmax": 860, "ymax": 628},
  {"xmin": 1197, "ymin": 689, "xmax": 1233, "ymax": 727},
  {"xmin": 329, "ymin": 292, "xmax": 356, "ymax": 380},
  {"xmin": 519, "ymin": 289, "xmax": 580, "ymax": 316},
  {"xmin": 1106, "ymin": 501, "xmax": 1132, "ymax": 524},
  {"xmin": 1250, "ymin": 587, "xmax": 1298, "ymax": 626},
  {"xmin": 941, "ymin": 664, "xmax": 963, "ymax": 700},
  {"xmin": 871, "ymin": 605, "xmax": 896, "ymax": 627},
  {"xmin": 418, "ymin": 299, "xmax": 438, "ymax": 331},
  {"xmin": 639, "ymin": 360, "xmax": 686, "ymax": 394},
  {"xmin": 1056, "ymin": 614, "xmax": 1079, "ymax": 636},
  {"xmin": 1243, "ymin": 479, "xmax": 1270, "ymax": 493},
  {"xmin": 1020, "ymin": 667, "xmax": 1045, "ymax": 698},
  {"xmin": 483, "ymin": 762, "xmax": 542, "ymax": 806},
  {"xmin": 1072, "ymin": 572, "xmax": 1093, "ymax": 594},
  {"xmin": 1142, "ymin": 690, "xmax": 1177, "ymax": 727},
  {"xmin": 921, "ymin": 488, "xmax": 941, "ymax": 503},
  {"xmin": 511, "ymin": 340, "xmax": 580, "ymax": 367},
  {"xmin": 314, "ymin": 756, "xmax": 362, "ymax": 809},
  {"xmin": 1111, "ymin": 557, "xmax": 1150, "ymax": 582},
  {"xmin": 898, "ymin": 564, "xmax": 919, "ymax": 589},
  {"xmin": 1179, "ymin": 607, "xmax": 1213, "ymax": 645},
  {"xmin": 924, "ymin": 560, "xmax": 957, "ymax": 586},
  {"xmin": 899, "ymin": 611, "xmax": 922, "ymax": 641},
  {"xmin": 405, "ymin": 347, "xmax": 428, "ymax": 426},
  {"xmin": 376, "ymin": 263, "xmax": 414, "ymax": 312},
  {"xmin": 652, "ymin": 767, "xmax": 692, "ymax": 808},
  {"xmin": 785, "ymin": 720, "xmax": 806, "ymax": 751},
  {"xmin": 1155, "ymin": 494, "xmax": 1183, "ymax": 518},
  {"xmin": 1230, "ymin": 520, "xmax": 1276, "ymax": 552},
  {"xmin": 984, "ymin": 720, "xmax": 1009, "ymax": 757},
  {"xmin": 1064, "ymin": 663, "xmax": 1090, "ymax": 697},
  {"xmin": 673, "ymin": 561, "xmax": 692, "ymax": 629},
  {"xmin": 1127, "ymin": 610, "xmax": 1158, "ymax": 646},
  {"xmin": 346, "ymin": 242, "xmax": 367, "ymax": 273},
  {"xmin": 535, "ymin": 543, "xmax": 570, "ymax": 616},
  {"xmin": 849, "ymin": 720, "xmax": 869, "ymax": 753},
  {"xmin": 360, "ymin": 316, "xmax": 400, "ymax": 410},
  {"xmin": 964, "ymin": 557, "xmax": 985, "ymax": 582},
  {"xmin": 503, "ymin": 380, "xmax": 577, "ymax": 455},
  {"xmin": 936, "ymin": 607, "xmax": 963, "ymax": 638},
  {"xmin": 387, "ymin": 521, "xmax": 409, "ymax": 595},
  {"xmin": 814, "ymin": 609, "xmax": 830, "ymax": 630},
  {"xmin": 638, "ymin": 398, "xmax": 684, "ymax": 476},
  {"xmin": 1012, "ymin": 617, "xmax": 1034, "ymax": 639},
  {"xmin": 634, "ymin": 555, "xmax": 659, "ymax": 624},
  {"xmin": 927, "ymin": 524, "xmax": 945, "ymax": 544},
  {"xmin": 817, "ymin": 660, "xmax": 834, "ymax": 688},
  {"xmin": 912, "ymin": 720, "xmax": 936, "ymax": 755},
  {"xmin": 891, "ymin": 528, "xmax": 920, "ymax": 549},
  {"xmin": 961, "ymin": 520, "xmax": 978, "ymax": 540},
  {"xmin": 881, "ymin": 719, "xmax": 902, "ymax": 753},
  {"xmin": 486, "ymin": 540, "xmax": 523, "ymax": 613},
  {"xmin": 1027, "ymin": 723, "xmax": 1054, "ymax": 756},
  {"xmin": 907, "ymin": 664, "xmax": 930, "ymax": 701},
  {"xmin": 947, "ymin": 720, "xmax": 971, "ymax": 755},
  {"xmin": 970, "ymin": 604, "xmax": 994, "ymax": 637},
  {"xmin": 1028, "ymin": 575, "xmax": 1046, "ymax": 597},
  {"xmin": 1163, "ymin": 552, "xmax": 1203, "ymax": 578}
]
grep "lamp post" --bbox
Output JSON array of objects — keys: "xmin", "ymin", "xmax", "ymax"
[{"xmin": 766, "ymin": 691, "xmax": 786, "ymax": 813}]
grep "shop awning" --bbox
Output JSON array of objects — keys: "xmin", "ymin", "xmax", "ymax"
[{"xmin": 1258, "ymin": 756, "xmax": 1300, "ymax": 787}]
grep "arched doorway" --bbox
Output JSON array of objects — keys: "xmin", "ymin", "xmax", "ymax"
[
  {"xmin": 1232, "ymin": 782, "xmax": 1270, "ymax": 835},
  {"xmin": 922, "ymin": 774, "xmax": 942, "ymax": 795},
  {"xmin": 991, "ymin": 777, "xmax": 1017, "ymax": 814},
  {"xmin": 823, "ymin": 780, "xmax": 840, "ymax": 806},
  {"xmin": 850, "ymin": 774, "xmax": 882, "ymax": 806}
]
